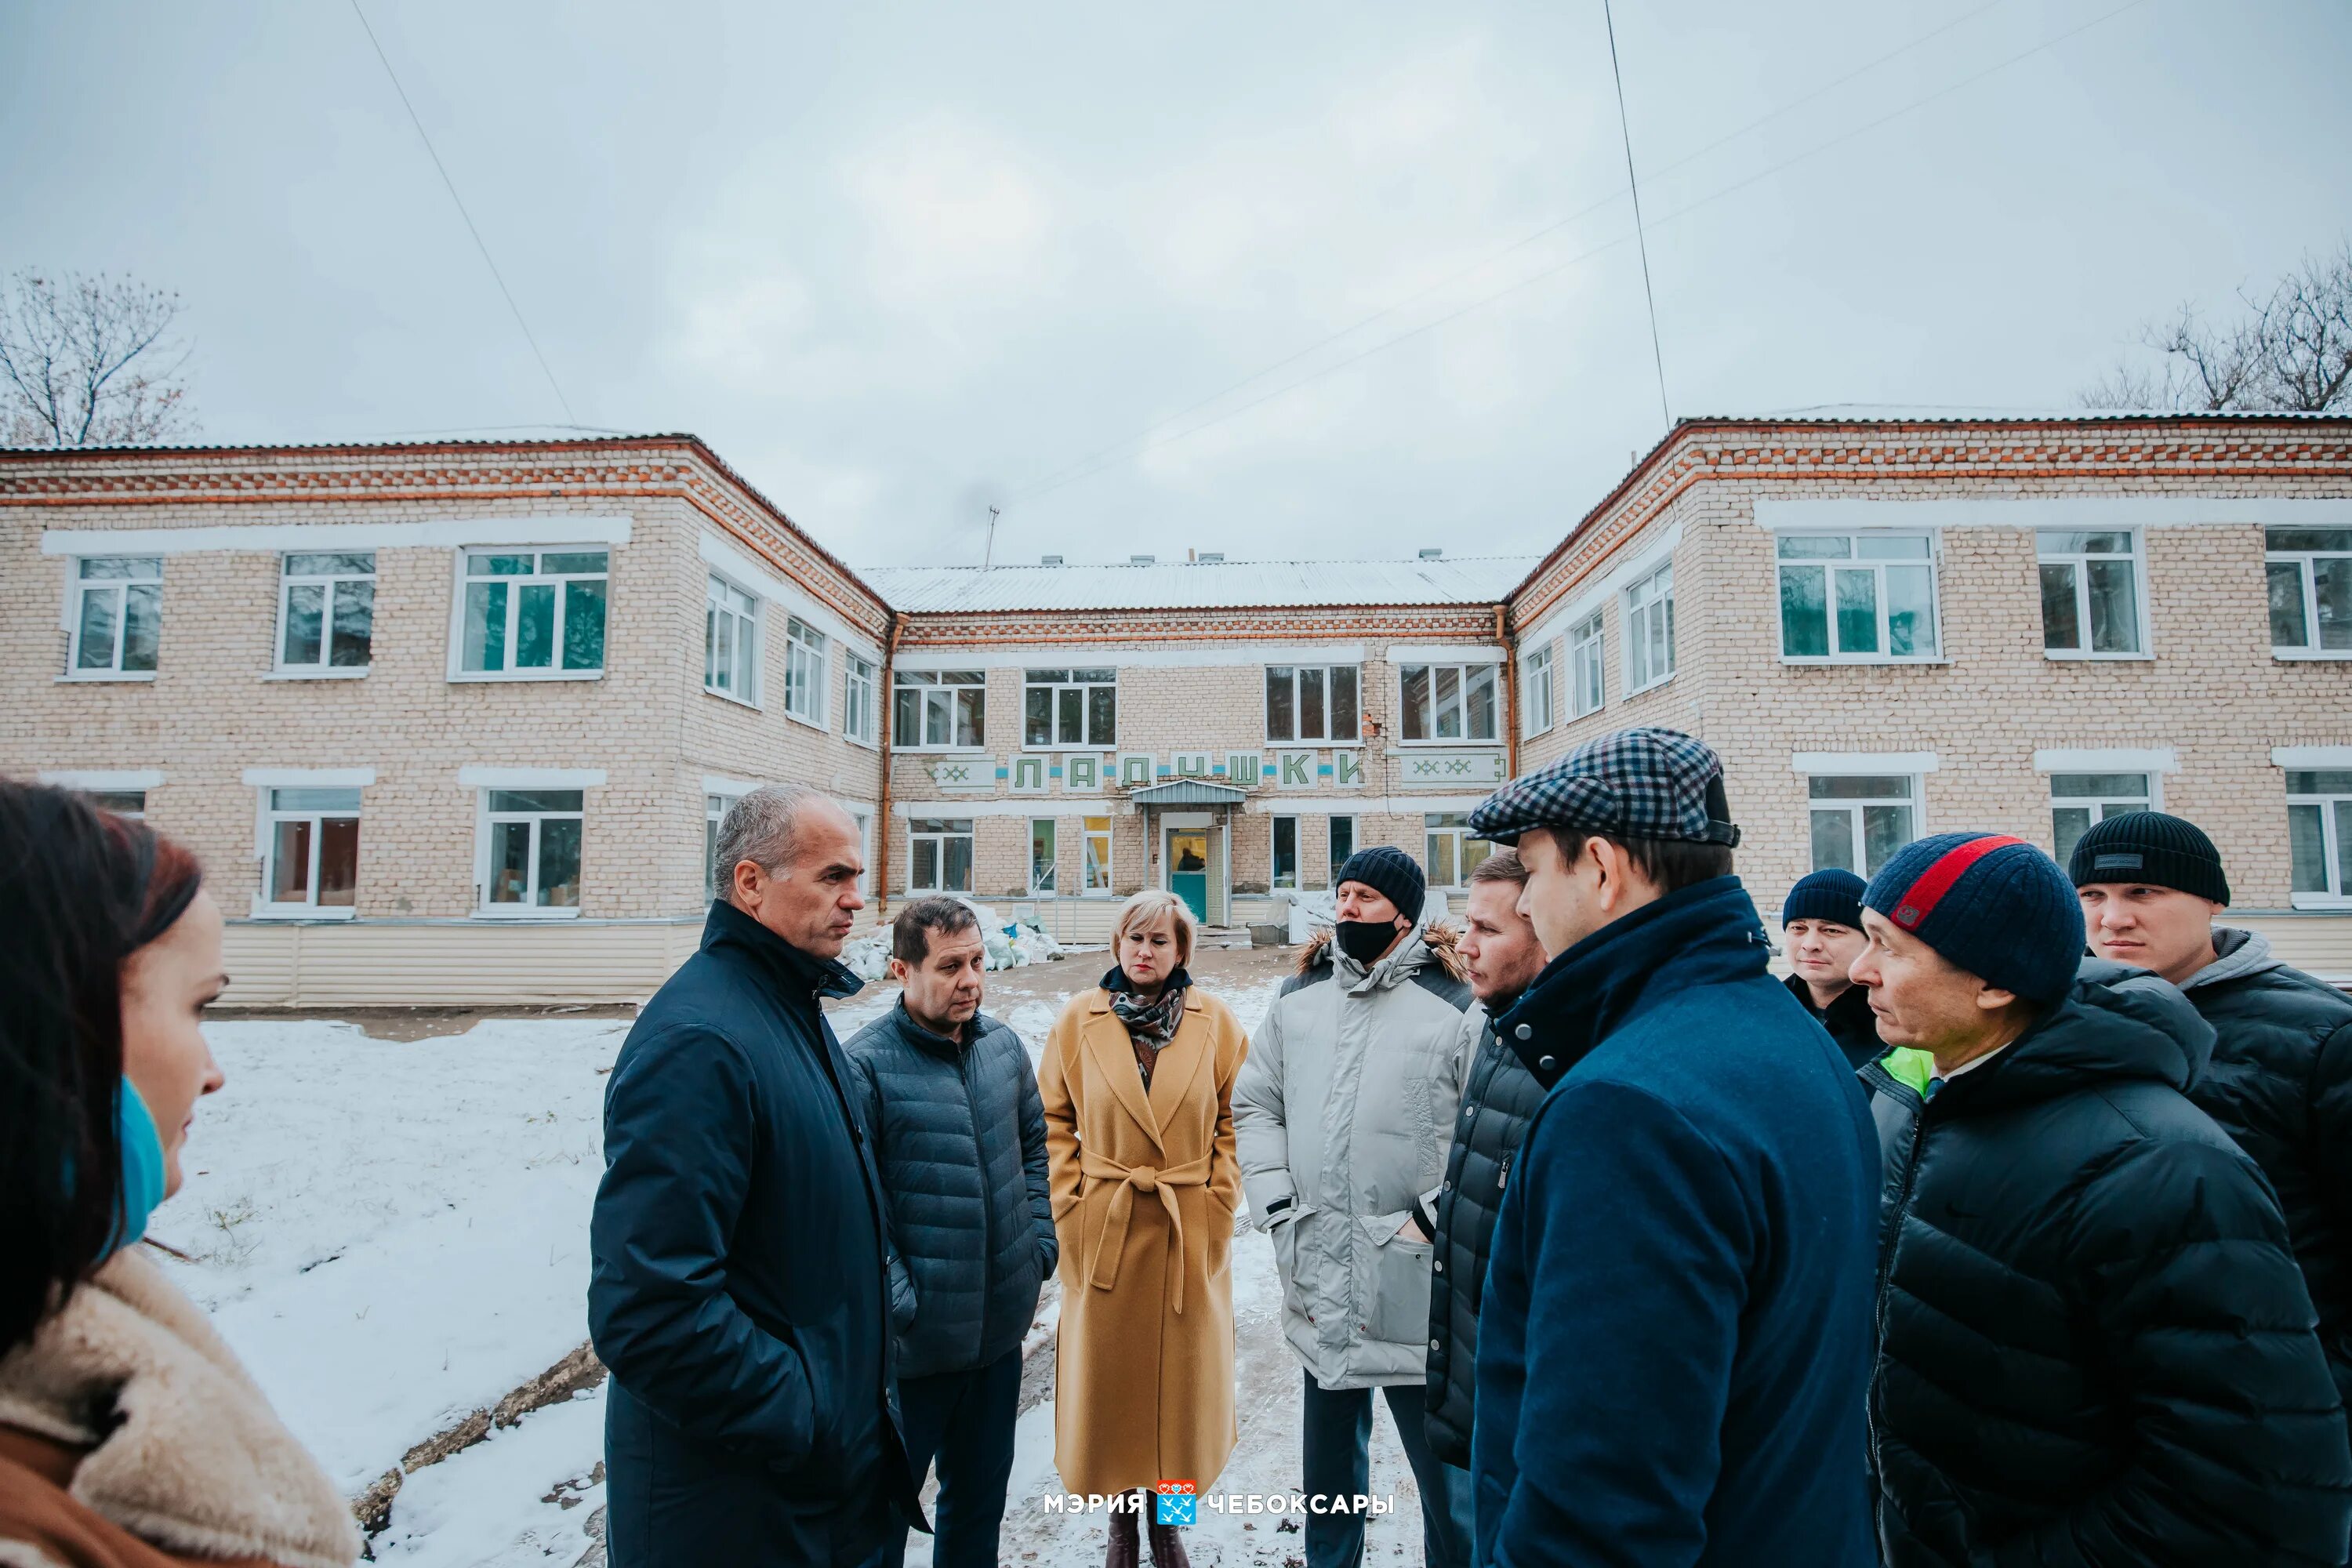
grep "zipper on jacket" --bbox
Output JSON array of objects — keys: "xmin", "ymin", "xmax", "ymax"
[{"xmin": 960, "ymin": 1041, "xmax": 991, "ymax": 1370}]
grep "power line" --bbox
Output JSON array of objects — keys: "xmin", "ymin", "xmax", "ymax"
[
  {"xmin": 1000, "ymin": 0, "xmax": 2016, "ymax": 503},
  {"xmin": 1004, "ymin": 0, "xmax": 2148, "ymax": 508},
  {"xmin": 1604, "ymin": 0, "xmax": 1671, "ymax": 430},
  {"xmin": 347, "ymin": 0, "xmax": 578, "ymax": 425}
]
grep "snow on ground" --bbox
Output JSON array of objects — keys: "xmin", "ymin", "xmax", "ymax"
[{"xmin": 163, "ymin": 956, "xmax": 1396, "ymax": 1566}]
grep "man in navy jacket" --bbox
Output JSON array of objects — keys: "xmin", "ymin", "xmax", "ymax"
[
  {"xmin": 590, "ymin": 785, "xmax": 921, "ymax": 1566},
  {"xmin": 1462, "ymin": 728, "xmax": 1879, "ymax": 1568}
]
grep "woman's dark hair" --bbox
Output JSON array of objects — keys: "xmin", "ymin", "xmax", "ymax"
[{"xmin": 0, "ymin": 782, "xmax": 205, "ymax": 1353}]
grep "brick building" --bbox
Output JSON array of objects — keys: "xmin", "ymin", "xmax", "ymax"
[{"xmin": 2, "ymin": 413, "xmax": 2347, "ymax": 1004}]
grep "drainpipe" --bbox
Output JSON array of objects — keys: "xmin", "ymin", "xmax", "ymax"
[
  {"xmin": 1497, "ymin": 602, "xmax": 1520, "ymax": 782},
  {"xmin": 874, "ymin": 611, "xmax": 903, "ymax": 916}
]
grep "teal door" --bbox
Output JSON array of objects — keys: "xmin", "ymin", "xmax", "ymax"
[{"xmin": 1169, "ymin": 829, "xmax": 1210, "ymax": 924}]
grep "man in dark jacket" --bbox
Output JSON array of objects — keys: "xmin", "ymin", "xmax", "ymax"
[
  {"xmin": 590, "ymin": 786, "xmax": 920, "ymax": 1567},
  {"xmin": 1424, "ymin": 848, "xmax": 1547, "ymax": 1475},
  {"xmin": 1856, "ymin": 829, "xmax": 2352, "ymax": 1566},
  {"xmin": 1463, "ymin": 728, "xmax": 1880, "ymax": 1568},
  {"xmin": 1779, "ymin": 866, "xmax": 1881, "ymax": 1069},
  {"xmin": 2073, "ymin": 809, "xmax": 2352, "ymax": 1407},
  {"xmin": 844, "ymin": 898, "xmax": 1054, "ymax": 1568}
]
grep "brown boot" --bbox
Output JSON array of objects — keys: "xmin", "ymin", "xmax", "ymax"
[
  {"xmin": 1106, "ymin": 1492, "xmax": 1140, "ymax": 1568},
  {"xmin": 1145, "ymin": 1491, "xmax": 1192, "ymax": 1568}
]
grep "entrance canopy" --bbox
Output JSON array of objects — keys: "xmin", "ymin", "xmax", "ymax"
[{"xmin": 1127, "ymin": 779, "xmax": 1249, "ymax": 807}]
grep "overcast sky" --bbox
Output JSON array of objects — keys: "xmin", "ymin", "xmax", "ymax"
[{"xmin": 5, "ymin": 0, "xmax": 2347, "ymax": 569}]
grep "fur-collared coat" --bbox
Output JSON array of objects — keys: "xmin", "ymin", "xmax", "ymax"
[
  {"xmin": 0, "ymin": 1248, "xmax": 361, "ymax": 1568},
  {"xmin": 1037, "ymin": 982, "xmax": 1248, "ymax": 1497}
]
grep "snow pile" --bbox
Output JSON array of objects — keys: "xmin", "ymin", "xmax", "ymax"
[{"xmin": 842, "ymin": 897, "xmax": 1066, "ymax": 981}]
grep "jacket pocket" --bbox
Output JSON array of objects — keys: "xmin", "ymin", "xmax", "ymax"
[
  {"xmin": 1367, "ymin": 1226, "xmax": 1435, "ymax": 1346},
  {"xmin": 1269, "ymin": 1205, "xmax": 1317, "ymax": 1318}
]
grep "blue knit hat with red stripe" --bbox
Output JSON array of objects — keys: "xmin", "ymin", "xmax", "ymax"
[{"xmin": 1862, "ymin": 833, "xmax": 2085, "ymax": 1004}]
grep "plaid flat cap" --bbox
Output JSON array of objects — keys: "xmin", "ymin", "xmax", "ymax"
[{"xmin": 1468, "ymin": 727, "xmax": 1742, "ymax": 848}]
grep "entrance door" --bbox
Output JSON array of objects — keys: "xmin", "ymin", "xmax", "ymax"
[{"xmin": 1167, "ymin": 828, "xmax": 1210, "ymax": 924}]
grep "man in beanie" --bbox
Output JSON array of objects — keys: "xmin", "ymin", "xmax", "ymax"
[
  {"xmin": 1780, "ymin": 866, "xmax": 1880, "ymax": 1069},
  {"xmin": 1461, "ymin": 727, "xmax": 1878, "ymax": 1568},
  {"xmin": 2073, "ymin": 809, "xmax": 2352, "ymax": 1406},
  {"xmin": 1234, "ymin": 843, "xmax": 1475, "ymax": 1568},
  {"xmin": 1855, "ymin": 832, "xmax": 2352, "ymax": 1565}
]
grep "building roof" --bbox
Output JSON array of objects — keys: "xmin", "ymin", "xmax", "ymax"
[
  {"xmin": 860, "ymin": 554, "xmax": 1538, "ymax": 614},
  {"xmin": 1128, "ymin": 780, "xmax": 1251, "ymax": 806}
]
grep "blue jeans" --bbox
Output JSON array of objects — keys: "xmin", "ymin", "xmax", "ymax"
[
  {"xmin": 1300, "ymin": 1374, "xmax": 1475, "ymax": 1568},
  {"xmin": 884, "ymin": 1348, "xmax": 1023, "ymax": 1568}
]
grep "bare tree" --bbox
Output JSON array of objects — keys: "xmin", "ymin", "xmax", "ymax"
[
  {"xmin": 2079, "ymin": 242, "xmax": 2352, "ymax": 414},
  {"xmin": 0, "ymin": 270, "xmax": 196, "ymax": 447}
]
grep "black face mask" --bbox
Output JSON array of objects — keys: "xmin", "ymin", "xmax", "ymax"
[{"xmin": 1335, "ymin": 920, "xmax": 1404, "ymax": 967}]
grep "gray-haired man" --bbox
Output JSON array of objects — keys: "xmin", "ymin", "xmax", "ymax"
[{"xmin": 591, "ymin": 785, "xmax": 923, "ymax": 1566}]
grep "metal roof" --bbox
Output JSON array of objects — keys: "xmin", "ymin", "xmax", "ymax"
[
  {"xmin": 860, "ymin": 555, "xmax": 1539, "ymax": 614},
  {"xmin": 1127, "ymin": 780, "xmax": 1250, "ymax": 806}
]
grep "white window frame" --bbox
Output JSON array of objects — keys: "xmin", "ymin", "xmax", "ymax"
[
  {"xmin": 473, "ymin": 789, "xmax": 587, "ymax": 919},
  {"xmin": 274, "ymin": 552, "xmax": 376, "ymax": 677},
  {"xmin": 2288, "ymin": 771, "xmax": 2352, "ymax": 909},
  {"xmin": 851, "ymin": 808, "xmax": 873, "ymax": 898},
  {"xmin": 1623, "ymin": 562, "xmax": 1677, "ymax": 693},
  {"xmin": 449, "ymin": 546, "xmax": 609, "ymax": 683},
  {"xmin": 2049, "ymin": 771, "xmax": 2157, "ymax": 866},
  {"xmin": 1023, "ymin": 667, "xmax": 1119, "ymax": 750},
  {"xmin": 1029, "ymin": 817, "xmax": 1059, "ymax": 895},
  {"xmin": 704, "ymin": 575, "xmax": 761, "ymax": 706},
  {"xmin": 1327, "ymin": 815, "xmax": 1356, "ymax": 888},
  {"xmin": 894, "ymin": 670, "xmax": 988, "ymax": 751},
  {"xmin": 1569, "ymin": 612, "xmax": 1606, "ymax": 719},
  {"xmin": 2036, "ymin": 529, "xmax": 2149, "ymax": 660},
  {"xmin": 908, "ymin": 818, "xmax": 975, "ymax": 894},
  {"xmin": 2267, "ymin": 528, "xmax": 2352, "ymax": 659},
  {"xmin": 1082, "ymin": 815, "xmax": 1113, "ymax": 895},
  {"xmin": 65, "ymin": 556, "xmax": 162, "ymax": 680},
  {"xmin": 1397, "ymin": 662, "xmax": 1502, "ymax": 746},
  {"xmin": 1423, "ymin": 813, "xmax": 1493, "ymax": 890},
  {"xmin": 1265, "ymin": 664, "xmax": 1363, "ymax": 746},
  {"xmin": 1520, "ymin": 646, "xmax": 1555, "ymax": 737},
  {"xmin": 1806, "ymin": 773, "xmax": 1924, "ymax": 878},
  {"xmin": 706, "ymin": 793, "xmax": 741, "ymax": 900},
  {"xmin": 1272, "ymin": 814, "xmax": 1301, "ymax": 891},
  {"xmin": 780, "ymin": 617, "xmax": 827, "ymax": 727},
  {"xmin": 843, "ymin": 652, "xmax": 879, "ymax": 747},
  {"xmin": 255, "ymin": 786, "xmax": 364, "ymax": 920},
  {"xmin": 1774, "ymin": 533, "xmax": 1942, "ymax": 665}
]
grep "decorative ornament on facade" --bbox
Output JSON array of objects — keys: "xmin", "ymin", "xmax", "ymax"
[
  {"xmin": 1397, "ymin": 750, "xmax": 1508, "ymax": 785},
  {"xmin": 930, "ymin": 758, "xmax": 996, "ymax": 793}
]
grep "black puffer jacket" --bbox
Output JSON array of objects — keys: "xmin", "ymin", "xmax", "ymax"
[
  {"xmin": 844, "ymin": 1002, "xmax": 1056, "ymax": 1381},
  {"xmin": 1423, "ymin": 995, "xmax": 1549, "ymax": 1470},
  {"xmin": 1784, "ymin": 972, "xmax": 1883, "ymax": 1071},
  {"xmin": 1868, "ymin": 961, "xmax": 2352, "ymax": 1567},
  {"xmin": 2181, "ymin": 927, "xmax": 2352, "ymax": 1407}
]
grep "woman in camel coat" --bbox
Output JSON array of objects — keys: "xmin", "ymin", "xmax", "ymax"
[{"xmin": 1038, "ymin": 890, "xmax": 1247, "ymax": 1563}]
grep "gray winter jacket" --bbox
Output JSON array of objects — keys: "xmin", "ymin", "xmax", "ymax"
[
  {"xmin": 1234, "ymin": 924, "xmax": 1474, "ymax": 1389},
  {"xmin": 844, "ymin": 1002, "xmax": 1056, "ymax": 1381}
]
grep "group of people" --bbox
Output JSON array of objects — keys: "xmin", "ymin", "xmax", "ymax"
[{"xmin": 5, "ymin": 722, "xmax": 2351, "ymax": 1568}]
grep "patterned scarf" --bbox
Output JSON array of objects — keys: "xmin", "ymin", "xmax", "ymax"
[{"xmin": 1104, "ymin": 964, "xmax": 1189, "ymax": 1051}]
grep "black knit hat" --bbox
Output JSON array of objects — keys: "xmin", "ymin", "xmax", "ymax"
[
  {"xmin": 1781, "ymin": 868, "xmax": 1866, "ymax": 930},
  {"xmin": 2067, "ymin": 811, "xmax": 2230, "ymax": 904},
  {"xmin": 1334, "ymin": 844, "xmax": 1425, "ymax": 923}
]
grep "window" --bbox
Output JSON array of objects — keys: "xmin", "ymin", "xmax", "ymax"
[
  {"xmin": 909, "ymin": 818, "xmax": 974, "ymax": 893},
  {"xmin": 278, "ymin": 554, "xmax": 375, "ymax": 673},
  {"xmin": 458, "ymin": 550, "xmax": 607, "ymax": 677},
  {"xmin": 2288, "ymin": 771, "xmax": 2352, "ymax": 904},
  {"xmin": 1569, "ymin": 612, "xmax": 1605, "ymax": 718},
  {"xmin": 1808, "ymin": 775, "xmax": 1919, "ymax": 877},
  {"xmin": 895, "ymin": 670, "xmax": 986, "ymax": 749},
  {"xmin": 2050, "ymin": 773, "xmax": 2152, "ymax": 866},
  {"xmin": 1521, "ymin": 647, "xmax": 1555, "ymax": 735},
  {"xmin": 69, "ymin": 557, "xmax": 161, "ymax": 675},
  {"xmin": 782, "ymin": 618, "xmax": 827, "ymax": 724},
  {"xmin": 261, "ymin": 788, "xmax": 361, "ymax": 914},
  {"xmin": 1030, "ymin": 818, "xmax": 1058, "ymax": 893},
  {"xmin": 1399, "ymin": 662, "xmax": 1499, "ymax": 742},
  {"xmin": 1624, "ymin": 563, "xmax": 1677, "ymax": 690},
  {"xmin": 851, "ymin": 809, "xmax": 873, "ymax": 897},
  {"xmin": 1083, "ymin": 816, "xmax": 1112, "ymax": 894},
  {"xmin": 85, "ymin": 790, "xmax": 146, "ymax": 818},
  {"xmin": 844, "ymin": 653, "xmax": 878, "ymax": 745},
  {"xmin": 1265, "ymin": 665, "xmax": 1361, "ymax": 743},
  {"xmin": 706, "ymin": 793, "xmax": 740, "ymax": 899},
  {"xmin": 480, "ymin": 789, "xmax": 584, "ymax": 913},
  {"xmin": 2267, "ymin": 528, "xmax": 2352, "ymax": 656},
  {"xmin": 1025, "ymin": 668, "xmax": 1116, "ymax": 748},
  {"xmin": 1272, "ymin": 816, "xmax": 1300, "ymax": 890},
  {"xmin": 1425, "ymin": 814, "xmax": 1493, "ymax": 888},
  {"xmin": 1324, "ymin": 816, "xmax": 1358, "ymax": 887},
  {"xmin": 705, "ymin": 577, "xmax": 759, "ymax": 701},
  {"xmin": 2038, "ymin": 532, "xmax": 2143, "ymax": 657},
  {"xmin": 1777, "ymin": 535, "xmax": 1938, "ymax": 661}
]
